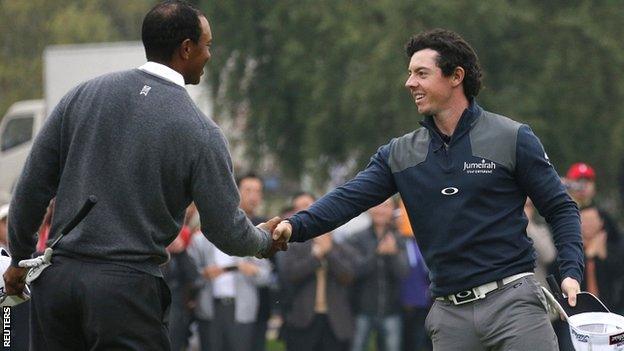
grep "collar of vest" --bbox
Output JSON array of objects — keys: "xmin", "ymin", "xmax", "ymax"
[{"xmin": 420, "ymin": 99, "xmax": 483, "ymax": 147}]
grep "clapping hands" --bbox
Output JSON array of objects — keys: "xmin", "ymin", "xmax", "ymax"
[{"xmin": 377, "ymin": 233, "xmax": 398, "ymax": 255}]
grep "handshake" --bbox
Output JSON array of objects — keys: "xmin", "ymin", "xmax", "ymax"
[{"xmin": 256, "ymin": 217, "xmax": 293, "ymax": 259}]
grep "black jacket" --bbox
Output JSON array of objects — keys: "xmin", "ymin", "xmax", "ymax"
[
  {"xmin": 279, "ymin": 239, "xmax": 358, "ymax": 341},
  {"xmin": 346, "ymin": 227, "xmax": 409, "ymax": 316}
]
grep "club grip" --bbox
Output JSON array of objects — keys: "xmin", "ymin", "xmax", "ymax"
[{"xmin": 61, "ymin": 195, "xmax": 98, "ymax": 235}]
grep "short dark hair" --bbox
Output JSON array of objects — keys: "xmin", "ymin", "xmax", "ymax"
[
  {"xmin": 142, "ymin": 1, "xmax": 203, "ymax": 62},
  {"xmin": 292, "ymin": 191, "xmax": 316, "ymax": 204},
  {"xmin": 405, "ymin": 29, "xmax": 482, "ymax": 98},
  {"xmin": 236, "ymin": 173, "xmax": 263, "ymax": 187}
]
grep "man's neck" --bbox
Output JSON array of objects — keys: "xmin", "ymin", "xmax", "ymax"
[
  {"xmin": 432, "ymin": 96, "xmax": 470, "ymax": 136},
  {"xmin": 149, "ymin": 59, "xmax": 178, "ymax": 73}
]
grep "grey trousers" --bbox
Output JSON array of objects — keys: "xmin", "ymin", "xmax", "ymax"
[
  {"xmin": 210, "ymin": 299, "xmax": 254, "ymax": 351},
  {"xmin": 425, "ymin": 275, "xmax": 558, "ymax": 351}
]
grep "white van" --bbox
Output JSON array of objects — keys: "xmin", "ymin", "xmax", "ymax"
[
  {"xmin": 0, "ymin": 100, "xmax": 45, "ymax": 203},
  {"xmin": 0, "ymin": 42, "xmax": 211, "ymax": 204}
]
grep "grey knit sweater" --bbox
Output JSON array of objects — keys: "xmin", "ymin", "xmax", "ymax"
[{"xmin": 8, "ymin": 69, "xmax": 270, "ymax": 276}]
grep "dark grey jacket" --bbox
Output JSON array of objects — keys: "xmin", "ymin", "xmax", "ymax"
[
  {"xmin": 346, "ymin": 227, "xmax": 409, "ymax": 317},
  {"xmin": 8, "ymin": 69, "xmax": 270, "ymax": 275},
  {"xmin": 279, "ymin": 239, "xmax": 358, "ymax": 341}
]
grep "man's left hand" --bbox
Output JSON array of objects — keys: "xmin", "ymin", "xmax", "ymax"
[{"xmin": 561, "ymin": 277, "xmax": 581, "ymax": 307}]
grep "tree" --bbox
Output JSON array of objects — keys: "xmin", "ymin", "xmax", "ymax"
[
  {"xmin": 0, "ymin": 0, "xmax": 152, "ymax": 118},
  {"xmin": 203, "ymin": 0, "xmax": 624, "ymax": 194}
]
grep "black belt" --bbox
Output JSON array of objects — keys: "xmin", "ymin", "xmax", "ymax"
[{"xmin": 214, "ymin": 297, "xmax": 235, "ymax": 305}]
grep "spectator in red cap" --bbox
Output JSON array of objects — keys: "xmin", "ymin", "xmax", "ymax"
[
  {"xmin": 564, "ymin": 162, "xmax": 624, "ymax": 314},
  {"xmin": 565, "ymin": 162, "xmax": 596, "ymax": 209}
]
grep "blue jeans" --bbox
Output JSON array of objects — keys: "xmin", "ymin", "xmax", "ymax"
[{"xmin": 351, "ymin": 314, "xmax": 402, "ymax": 351}]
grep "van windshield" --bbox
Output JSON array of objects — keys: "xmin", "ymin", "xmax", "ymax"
[{"xmin": 1, "ymin": 115, "xmax": 34, "ymax": 152}]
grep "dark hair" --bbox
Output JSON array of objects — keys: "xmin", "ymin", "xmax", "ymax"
[
  {"xmin": 142, "ymin": 1, "xmax": 203, "ymax": 62},
  {"xmin": 292, "ymin": 191, "xmax": 316, "ymax": 204},
  {"xmin": 236, "ymin": 173, "xmax": 263, "ymax": 187},
  {"xmin": 405, "ymin": 29, "xmax": 482, "ymax": 98}
]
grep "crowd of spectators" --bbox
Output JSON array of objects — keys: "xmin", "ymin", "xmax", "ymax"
[
  {"xmin": 159, "ymin": 174, "xmax": 434, "ymax": 351},
  {"xmin": 2, "ymin": 161, "xmax": 623, "ymax": 351}
]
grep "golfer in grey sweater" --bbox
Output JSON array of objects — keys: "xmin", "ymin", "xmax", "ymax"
[{"xmin": 3, "ymin": 2, "xmax": 278, "ymax": 350}]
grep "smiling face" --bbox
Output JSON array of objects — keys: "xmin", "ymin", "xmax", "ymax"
[
  {"xmin": 183, "ymin": 16, "xmax": 212, "ymax": 85},
  {"xmin": 405, "ymin": 48, "xmax": 459, "ymax": 116}
]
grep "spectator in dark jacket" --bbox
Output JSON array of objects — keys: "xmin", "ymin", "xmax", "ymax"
[
  {"xmin": 347, "ymin": 198, "xmax": 409, "ymax": 351},
  {"xmin": 280, "ymin": 233, "xmax": 358, "ymax": 351},
  {"xmin": 396, "ymin": 199, "xmax": 432, "ymax": 351},
  {"xmin": 579, "ymin": 206, "xmax": 624, "ymax": 314},
  {"xmin": 565, "ymin": 162, "xmax": 624, "ymax": 313},
  {"xmin": 279, "ymin": 192, "xmax": 358, "ymax": 351}
]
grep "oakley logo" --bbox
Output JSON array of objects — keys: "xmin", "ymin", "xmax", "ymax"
[
  {"xmin": 455, "ymin": 290, "xmax": 473, "ymax": 298},
  {"xmin": 441, "ymin": 187, "xmax": 459, "ymax": 196}
]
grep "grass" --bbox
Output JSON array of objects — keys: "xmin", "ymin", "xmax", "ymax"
[
  {"xmin": 266, "ymin": 339, "xmax": 285, "ymax": 351},
  {"xmin": 265, "ymin": 334, "xmax": 380, "ymax": 351}
]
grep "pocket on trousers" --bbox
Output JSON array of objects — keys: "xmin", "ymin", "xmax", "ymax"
[
  {"xmin": 424, "ymin": 301, "xmax": 437, "ymax": 334},
  {"xmin": 158, "ymin": 277, "xmax": 172, "ymax": 325},
  {"xmin": 524, "ymin": 277, "xmax": 550, "ymax": 314}
]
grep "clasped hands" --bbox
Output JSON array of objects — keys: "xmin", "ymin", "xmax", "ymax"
[{"xmin": 255, "ymin": 217, "xmax": 294, "ymax": 258}]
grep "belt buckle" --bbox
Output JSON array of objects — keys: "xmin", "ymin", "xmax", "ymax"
[
  {"xmin": 449, "ymin": 289, "xmax": 480, "ymax": 305},
  {"xmin": 217, "ymin": 297, "xmax": 235, "ymax": 305}
]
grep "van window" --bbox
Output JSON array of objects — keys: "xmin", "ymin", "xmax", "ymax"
[{"xmin": 1, "ymin": 115, "xmax": 34, "ymax": 152}]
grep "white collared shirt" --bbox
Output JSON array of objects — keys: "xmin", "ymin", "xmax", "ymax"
[
  {"xmin": 212, "ymin": 248, "xmax": 238, "ymax": 298},
  {"xmin": 138, "ymin": 62, "xmax": 185, "ymax": 87}
]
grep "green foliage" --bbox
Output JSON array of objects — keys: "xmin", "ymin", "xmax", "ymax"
[
  {"xmin": 0, "ymin": 0, "xmax": 154, "ymax": 117},
  {"xmin": 2, "ymin": 1, "xmax": 623, "ymax": 192},
  {"xmin": 203, "ymin": 0, "xmax": 624, "ymax": 192}
]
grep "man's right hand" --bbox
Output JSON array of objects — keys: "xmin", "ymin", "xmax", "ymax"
[
  {"xmin": 273, "ymin": 220, "xmax": 292, "ymax": 243},
  {"xmin": 561, "ymin": 277, "xmax": 581, "ymax": 307},
  {"xmin": 256, "ymin": 217, "xmax": 288, "ymax": 258},
  {"xmin": 3, "ymin": 265, "xmax": 27, "ymax": 296},
  {"xmin": 257, "ymin": 216, "xmax": 282, "ymax": 235}
]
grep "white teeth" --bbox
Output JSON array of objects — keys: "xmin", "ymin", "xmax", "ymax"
[{"xmin": 415, "ymin": 94, "xmax": 424, "ymax": 101}]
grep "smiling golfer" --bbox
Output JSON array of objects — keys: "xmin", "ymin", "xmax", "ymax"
[{"xmin": 272, "ymin": 29, "xmax": 583, "ymax": 351}]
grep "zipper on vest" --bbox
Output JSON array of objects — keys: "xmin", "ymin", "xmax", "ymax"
[{"xmin": 441, "ymin": 143, "xmax": 453, "ymax": 173}]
